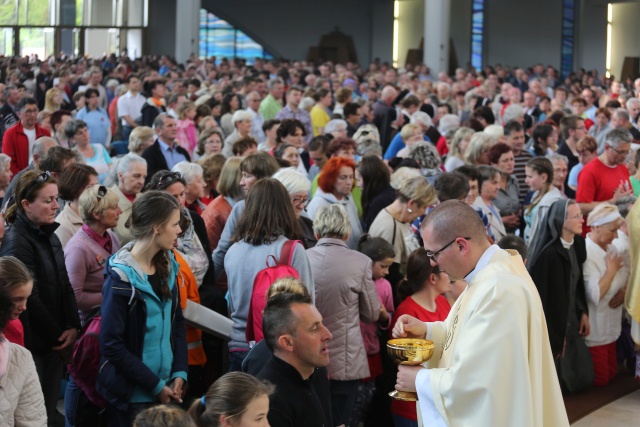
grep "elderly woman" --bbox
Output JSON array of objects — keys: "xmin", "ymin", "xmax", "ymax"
[
  {"xmin": 527, "ymin": 199, "xmax": 589, "ymax": 361},
  {"xmin": 172, "ymin": 161, "xmax": 207, "ymax": 215},
  {"xmin": 198, "ymin": 153, "xmax": 226, "ymax": 205},
  {"xmin": 444, "ymin": 127, "xmax": 474, "ymax": 171},
  {"xmin": 202, "ymin": 157, "xmax": 244, "ymax": 250},
  {"xmin": 408, "ymin": 141, "xmax": 442, "ymax": 184},
  {"xmin": 273, "ymin": 167, "xmax": 317, "ymax": 248},
  {"xmin": 127, "ymin": 126, "xmax": 155, "ymax": 156},
  {"xmin": 62, "ymin": 185, "xmax": 121, "ymax": 426},
  {"xmin": 588, "ymin": 108, "xmax": 614, "ymax": 153},
  {"xmin": 584, "ymin": 203, "xmax": 628, "ymax": 386},
  {"xmin": 369, "ymin": 175, "xmax": 437, "ymax": 285},
  {"xmin": 194, "ymin": 128, "xmax": 224, "ymax": 160},
  {"xmin": 66, "ymin": 119, "xmax": 112, "ymax": 183},
  {"xmin": 0, "ymin": 171, "xmax": 80, "ymax": 423},
  {"xmin": 55, "ymin": 163, "xmax": 99, "ymax": 248},
  {"xmin": 396, "ymin": 123, "xmax": 425, "ymax": 158},
  {"xmin": 463, "ymin": 132, "xmax": 495, "ymax": 166},
  {"xmin": 109, "ymin": 153, "xmax": 147, "ymax": 246},
  {"xmin": 307, "ymin": 204, "xmax": 380, "ymax": 426},
  {"xmin": 225, "ymin": 179, "xmax": 313, "ymax": 370},
  {"xmin": 222, "ymin": 110, "xmax": 254, "ymax": 157},
  {"xmin": 473, "ymin": 165, "xmax": 507, "ymax": 242},
  {"xmin": 489, "ymin": 142, "xmax": 521, "ymax": 233},
  {"xmin": 0, "ymin": 153, "xmax": 12, "ymax": 206},
  {"xmin": 307, "ymin": 156, "xmax": 362, "ymax": 249}
]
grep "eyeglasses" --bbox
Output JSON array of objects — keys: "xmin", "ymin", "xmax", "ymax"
[
  {"xmin": 96, "ymin": 185, "xmax": 107, "ymax": 200},
  {"xmin": 157, "ymin": 171, "xmax": 182, "ymax": 188},
  {"xmin": 24, "ymin": 171, "xmax": 52, "ymax": 196},
  {"xmin": 426, "ymin": 237, "xmax": 471, "ymax": 262},
  {"xmin": 22, "ymin": 108, "xmax": 38, "ymax": 115},
  {"xmin": 607, "ymin": 144, "xmax": 630, "ymax": 157},
  {"xmin": 290, "ymin": 195, "xmax": 309, "ymax": 208}
]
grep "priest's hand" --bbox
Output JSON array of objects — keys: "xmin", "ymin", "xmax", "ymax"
[
  {"xmin": 396, "ymin": 365, "xmax": 422, "ymax": 393},
  {"xmin": 392, "ymin": 315, "xmax": 427, "ymax": 339}
]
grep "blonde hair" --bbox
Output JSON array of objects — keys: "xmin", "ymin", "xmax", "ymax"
[
  {"xmin": 133, "ymin": 405, "xmax": 196, "ymax": 427},
  {"xmin": 44, "ymin": 88, "xmax": 61, "ymax": 112},
  {"xmin": 587, "ymin": 202, "xmax": 622, "ymax": 227},
  {"xmin": 178, "ymin": 101, "xmax": 196, "ymax": 120},
  {"xmin": 400, "ymin": 123, "xmax": 421, "ymax": 141},
  {"xmin": 313, "ymin": 204, "xmax": 352, "ymax": 240},
  {"xmin": 216, "ymin": 157, "xmax": 244, "ymax": 199},
  {"xmin": 396, "ymin": 175, "xmax": 437, "ymax": 207},
  {"xmin": 464, "ymin": 132, "xmax": 495, "ymax": 165},
  {"xmin": 128, "ymin": 126, "xmax": 155, "ymax": 154},
  {"xmin": 78, "ymin": 185, "xmax": 120, "ymax": 224},
  {"xmin": 267, "ymin": 277, "xmax": 310, "ymax": 300},
  {"xmin": 390, "ymin": 167, "xmax": 421, "ymax": 189}
]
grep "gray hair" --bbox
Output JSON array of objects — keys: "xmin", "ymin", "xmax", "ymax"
[
  {"xmin": 33, "ymin": 136, "xmax": 58, "ymax": 159},
  {"xmin": 299, "ymin": 97, "xmax": 315, "ymax": 110},
  {"xmin": 267, "ymin": 78, "xmax": 283, "ymax": 90},
  {"xmin": 464, "ymin": 132, "xmax": 495, "ymax": 165},
  {"xmin": 503, "ymin": 104, "xmax": 525, "ymax": 124},
  {"xmin": 104, "ymin": 152, "xmax": 147, "ymax": 187},
  {"xmin": 312, "ymin": 204, "xmax": 352, "ymax": 240},
  {"xmin": 273, "ymin": 167, "xmax": 311, "ymax": 195},
  {"xmin": 615, "ymin": 195, "xmax": 637, "ymax": 219},
  {"xmin": 438, "ymin": 114, "xmax": 461, "ymax": 135},
  {"xmin": 324, "ymin": 119, "xmax": 347, "ymax": 135},
  {"xmin": 78, "ymin": 185, "xmax": 119, "ymax": 224},
  {"xmin": 0, "ymin": 153, "xmax": 10, "ymax": 172},
  {"xmin": 613, "ymin": 108, "xmax": 630, "ymax": 122},
  {"xmin": 64, "ymin": 118, "xmax": 88, "ymax": 139},
  {"xmin": 410, "ymin": 111, "xmax": 432, "ymax": 128},
  {"xmin": 483, "ymin": 125, "xmax": 504, "ymax": 142},
  {"xmin": 153, "ymin": 113, "xmax": 173, "ymax": 130},
  {"xmin": 627, "ymin": 97, "xmax": 640, "ymax": 107},
  {"xmin": 232, "ymin": 109, "xmax": 255, "ymax": 125},
  {"xmin": 172, "ymin": 161, "xmax": 203, "ymax": 184},
  {"xmin": 128, "ymin": 126, "xmax": 155, "ymax": 153},
  {"xmin": 605, "ymin": 127, "xmax": 633, "ymax": 148},
  {"xmin": 546, "ymin": 153, "xmax": 568, "ymax": 166}
]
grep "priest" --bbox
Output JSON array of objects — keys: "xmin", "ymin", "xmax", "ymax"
[{"xmin": 393, "ymin": 200, "xmax": 569, "ymax": 427}]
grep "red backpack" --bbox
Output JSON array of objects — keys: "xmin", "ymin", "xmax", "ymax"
[
  {"xmin": 68, "ymin": 309, "xmax": 107, "ymax": 408},
  {"xmin": 246, "ymin": 240, "xmax": 301, "ymax": 343}
]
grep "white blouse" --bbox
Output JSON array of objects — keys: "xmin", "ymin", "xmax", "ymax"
[{"xmin": 583, "ymin": 235, "xmax": 629, "ymax": 347}]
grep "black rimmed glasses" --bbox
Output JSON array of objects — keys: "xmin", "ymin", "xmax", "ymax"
[
  {"xmin": 290, "ymin": 195, "xmax": 309, "ymax": 208},
  {"xmin": 426, "ymin": 237, "xmax": 471, "ymax": 262},
  {"xmin": 607, "ymin": 144, "xmax": 630, "ymax": 157}
]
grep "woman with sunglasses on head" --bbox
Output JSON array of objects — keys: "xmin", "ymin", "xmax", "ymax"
[
  {"xmin": 0, "ymin": 170, "xmax": 81, "ymax": 424},
  {"xmin": 63, "ymin": 185, "xmax": 121, "ymax": 426},
  {"xmin": 54, "ymin": 163, "xmax": 99, "ymax": 248},
  {"xmin": 98, "ymin": 191, "xmax": 188, "ymax": 426}
]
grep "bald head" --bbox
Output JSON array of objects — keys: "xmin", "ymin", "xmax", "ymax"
[
  {"xmin": 33, "ymin": 136, "xmax": 58, "ymax": 166},
  {"xmin": 423, "ymin": 200, "xmax": 488, "ymax": 243},
  {"xmin": 381, "ymin": 86, "xmax": 398, "ymax": 105}
]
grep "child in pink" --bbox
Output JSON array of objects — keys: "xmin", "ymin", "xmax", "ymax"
[
  {"xmin": 350, "ymin": 235, "xmax": 396, "ymax": 427},
  {"xmin": 176, "ymin": 101, "xmax": 198, "ymax": 157}
]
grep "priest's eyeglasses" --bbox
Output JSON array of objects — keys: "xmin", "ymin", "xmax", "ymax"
[{"xmin": 426, "ymin": 237, "xmax": 471, "ymax": 262}]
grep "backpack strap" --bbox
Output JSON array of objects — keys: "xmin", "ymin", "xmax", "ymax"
[{"xmin": 278, "ymin": 240, "xmax": 301, "ymax": 266}]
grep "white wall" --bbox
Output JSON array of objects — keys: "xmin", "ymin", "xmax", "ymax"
[
  {"xmin": 610, "ymin": 1, "xmax": 640, "ymax": 79},
  {"xmin": 175, "ymin": 0, "xmax": 200, "ymax": 63}
]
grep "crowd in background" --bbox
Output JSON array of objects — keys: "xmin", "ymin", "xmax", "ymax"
[{"xmin": 0, "ymin": 51, "xmax": 640, "ymax": 427}]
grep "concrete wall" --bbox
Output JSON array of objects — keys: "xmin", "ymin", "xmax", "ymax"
[
  {"xmin": 610, "ymin": 1, "xmax": 640, "ymax": 79},
  {"xmin": 202, "ymin": 0, "xmax": 393, "ymax": 64},
  {"xmin": 175, "ymin": 0, "xmax": 200, "ymax": 63},
  {"xmin": 450, "ymin": 0, "xmax": 472, "ymax": 69},
  {"xmin": 484, "ymin": 0, "xmax": 563, "ymax": 69},
  {"xmin": 398, "ymin": 0, "xmax": 425, "ymax": 65},
  {"xmin": 577, "ymin": 0, "xmax": 608, "ymax": 74},
  {"xmin": 145, "ymin": 0, "xmax": 176, "ymax": 57}
]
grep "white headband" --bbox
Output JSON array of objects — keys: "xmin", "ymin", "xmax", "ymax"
[{"xmin": 589, "ymin": 210, "xmax": 622, "ymax": 227}]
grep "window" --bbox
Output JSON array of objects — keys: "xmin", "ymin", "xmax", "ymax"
[
  {"xmin": 471, "ymin": 0, "xmax": 484, "ymax": 71},
  {"xmin": 199, "ymin": 8, "xmax": 272, "ymax": 63},
  {"xmin": 561, "ymin": 0, "xmax": 575, "ymax": 80}
]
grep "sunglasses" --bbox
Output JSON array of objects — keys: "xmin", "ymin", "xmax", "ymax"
[
  {"xmin": 158, "ymin": 171, "xmax": 182, "ymax": 188},
  {"xmin": 96, "ymin": 185, "xmax": 107, "ymax": 200},
  {"xmin": 24, "ymin": 171, "xmax": 52, "ymax": 196}
]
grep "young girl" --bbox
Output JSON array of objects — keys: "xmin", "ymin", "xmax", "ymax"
[
  {"xmin": 176, "ymin": 101, "xmax": 198, "ymax": 157},
  {"xmin": 188, "ymin": 372, "xmax": 273, "ymax": 427},
  {"xmin": 0, "ymin": 256, "xmax": 47, "ymax": 425},
  {"xmin": 350, "ymin": 235, "xmax": 396, "ymax": 427},
  {"xmin": 98, "ymin": 191, "xmax": 188, "ymax": 426},
  {"xmin": 391, "ymin": 248, "xmax": 452, "ymax": 427},
  {"xmin": 134, "ymin": 405, "xmax": 196, "ymax": 427},
  {"xmin": 524, "ymin": 157, "xmax": 563, "ymax": 245}
]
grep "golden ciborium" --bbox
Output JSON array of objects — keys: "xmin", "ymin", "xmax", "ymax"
[{"xmin": 387, "ymin": 338, "xmax": 434, "ymax": 401}]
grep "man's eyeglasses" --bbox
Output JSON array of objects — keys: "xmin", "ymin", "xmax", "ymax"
[
  {"xmin": 607, "ymin": 144, "xmax": 630, "ymax": 157},
  {"xmin": 157, "ymin": 171, "xmax": 182, "ymax": 188},
  {"xmin": 96, "ymin": 185, "xmax": 107, "ymax": 200},
  {"xmin": 426, "ymin": 237, "xmax": 471, "ymax": 262},
  {"xmin": 290, "ymin": 195, "xmax": 309, "ymax": 208},
  {"xmin": 24, "ymin": 171, "xmax": 52, "ymax": 196}
]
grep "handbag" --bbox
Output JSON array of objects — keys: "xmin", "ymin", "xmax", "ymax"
[{"xmin": 555, "ymin": 332, "xmax": 594, "ymax": 394}]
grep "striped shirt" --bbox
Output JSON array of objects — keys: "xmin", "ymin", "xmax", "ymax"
[{"xmin": 514, "ymin": 150, "xmax": 534, "ymax": 203}]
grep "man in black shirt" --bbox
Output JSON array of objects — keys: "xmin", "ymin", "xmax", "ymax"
[{"xmin": 257, "ymin": 292, "xmax": 333, "ymax": 427}]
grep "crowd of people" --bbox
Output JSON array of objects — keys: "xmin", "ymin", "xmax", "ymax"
[{"xmin": 0, "ymin": 51, "xmax": 640, "ymax": 427}]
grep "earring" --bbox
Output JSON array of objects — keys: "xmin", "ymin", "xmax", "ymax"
[{"xmin": 408, "ymin": 208, "xmax": 413, "ymax": 213}]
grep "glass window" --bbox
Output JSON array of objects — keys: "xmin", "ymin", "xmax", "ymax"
[
  {"xmin": 20, "ymin": 27, "xmax": 54, "ymax": 58},
  {"xmin": 0, "ymin": 27, "xmax": 13, "ymax": 56},
  {"xmin": 0, "ymin": 0, "xmax": 18, "ymax": 26},
  {"xmin": 561, "ymin": 0, "xmax": 575, "ymax": 80},
  {"xmin": 471, "ymin": 0, "xmax": 484, "ymax": 71},
  {"xmin": 199, "ymin": 8, "xmax": 272, "ymax": 63}
]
